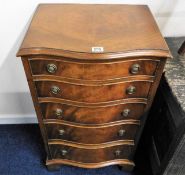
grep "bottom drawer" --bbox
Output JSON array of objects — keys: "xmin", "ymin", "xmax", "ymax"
[{"xmin": 49, "ymin": 144, "xmax": 134, "ymax": 163}]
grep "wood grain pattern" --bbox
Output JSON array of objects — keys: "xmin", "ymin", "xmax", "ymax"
[
  {"xmin": 41, "ymin": 102, "xmax": 146, "ymax": 124},
  {"xmin": 46, "ymin": 158, "xmax": 135, "ymax": 169},
  {"xmin": 35, "ymin": 80, "xmax": 152, "ymax": 103},
  {"xmin": 49, "ymin": 143, "xmax": 133, "ymax": 163},
  {"xmin": 21, "ymin": 58, "xmax": 51, "ymax": 159},
  {"xmin": 45, "ymin": 121, "xmax": 139, "ymax": 144},
  {"xmin": 29, "ymin": 58, "xmax": 159, "ymax": 80},
  {"xmin": 17, "ymin": 4, "xmax": 172, "ymax": 59},
  {"xmin": 38, "ymin": 97, "xmax": 148, "ymax": 107},
  {"xmin": 16, "ymin": 4, "xmax": 171, "ymax": 171},
  {"xmin": 33, "ymin": 75, "xmax": 154, "ymax": 86},
  {"xmin": 48, "ymin": 140, "xmax": 134, "ymax": 149}
]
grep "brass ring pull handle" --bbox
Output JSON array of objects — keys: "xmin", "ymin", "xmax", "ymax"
[
  {"xmin": 58, "ymin": 129, "xmax": 65, "ymax": 136},
  {"xmin": 126, "ymin": 86, "xmax": 136, "ymax": 95},
  {"xmin": 121, "ymin": 109, "xmax": 130, "ymax": 117},
  {"xmin": 61, "ymin": 149, "xmax": 68, "ymax": 156},
  {"xmin": 46, "ymin": 64, "xmax": 57, "ymax": 74},
  {"xmin": 118, "ymin": 129, "xmax": 126, "ymax": 137},
  {"xmin": 51, "ymin": 86, "xmax": 60, "ymax": 95},
  {"xmin": 115, "ymin": 149, "xmax": 121, "ymax": 156},
  {"xmin": 55, "ymin": 108, "xmax": 63, "ymax": 118},
  {"xmin": 130, "ymin": 64, "xmax": 140, "ymax": 74}
]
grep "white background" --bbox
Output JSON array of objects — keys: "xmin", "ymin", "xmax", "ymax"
[{"xmin": 0, "ymin": 0, "xmax": 184, "ymax": 124}]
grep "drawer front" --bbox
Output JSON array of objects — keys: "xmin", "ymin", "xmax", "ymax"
[
  {"xmin": 29, "ymin": 58, "xmax": 158, "ymax": 80},
  {"xmin": 49, "ymin": 144, "xmax": 133, "ymax": 163},
  {"xmin": 35, "ymin": 81, "xmax": 151, "ymax": 103},
  {"xmin": 41, "ymin": 102, "xmax": 145, "ymax": 124},
  {"xmin": 45, "ymin": 123, "xmax": 139, "ymax": 144}
]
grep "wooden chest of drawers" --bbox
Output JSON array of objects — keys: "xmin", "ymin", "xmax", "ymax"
[{"xmin": 17, "ymin": 4, "xmax": 172, "ymax": 171}]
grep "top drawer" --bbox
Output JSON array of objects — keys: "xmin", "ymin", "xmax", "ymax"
[{"xmin": 29, "ymin": 58, "xmax": 159, "ymax": 80}]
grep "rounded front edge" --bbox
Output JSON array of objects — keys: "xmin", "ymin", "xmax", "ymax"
[
  {"xmin": 46, "ymin": 158, "xmax": 135, "ymax": 170},
  {"xmin": 16, "ymin": 47, "xmax": 172, "ymax": 60}
]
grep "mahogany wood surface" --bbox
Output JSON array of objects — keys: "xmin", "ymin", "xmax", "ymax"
[
  {"xmin": 17, "ymin": 4, "xmax": 171, "ymax": 171},
  {"xmin": 29, "ymin": 57, "xmax": 159, "ymax": 80},
  {"xmin": 21, "ymin": 58, "xmax": 52, "ymax": 159},
  {"xmin": 35, "ymin": 80, "xmax": 152, "ymax": 103},
  {"xmin": 41, "ymin": 102, "xmax": 146, "ymax": 124},
  {"xmin": 49, "ymin": 144, "xmax": 133, "ymax": 163},
  {"xmin": 38, "ymin": 97, "xmax": 148, "ymax": 108},
  {"xmin": 45, "ymin": 121, "xmax": 139, "ymax": 144},
  {"xmin": 46, "ymin": 158, "xmax": 135, "ymax": 170},
  {"xmin": 17, "ymin": 4, "xmax": 171, "ymax": 59}
]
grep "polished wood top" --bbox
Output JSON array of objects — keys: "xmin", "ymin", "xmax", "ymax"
[{"xmin": 17, "ymin": 4, "xmax": 172, "ymax": 59}]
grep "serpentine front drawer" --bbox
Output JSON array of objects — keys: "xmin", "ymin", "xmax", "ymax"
[
  {"xmin": 45, "ymin": 121, "xmax": 140, "ymax": 144},
  {"xmin": 29, "ymin": 57, "xmax": 159, "ymax": 80},
  {"xmin": 35, "ymin": 80, "xmax": 152, "ymax": 103},
  {"xmin": 40, "ymin": 102, "xmax": 146, "ymax": 124}
]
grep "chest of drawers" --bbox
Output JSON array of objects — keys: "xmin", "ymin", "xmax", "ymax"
[{"xmin": 17, "ymin": 4, "xmax": 172, "ymax": 171}]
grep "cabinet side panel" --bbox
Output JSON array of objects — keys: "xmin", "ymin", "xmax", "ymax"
[
  {"xmin": 146, "ymin": 58, "xmax": 167, "ymax": 111},
  {"xmin": 21, "ymin": 57, "xmax": 51, "ymax": 159},
  {"xmin": 133, "ymin": 58, "xmax": 167, "ymax": 157}
]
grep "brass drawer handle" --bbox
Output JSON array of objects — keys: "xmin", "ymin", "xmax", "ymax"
[
  {"xmin": 58, "ymin": 129, "xmax": 65, "ymax": 136},
  {"xmin": 51, "ymin": 86, "xmax": 60, "ymax": 94},
  {"xmin": 118, "ymin": 129, "xmax": 126, "ymax": 137},
  {"xmin": 121, "ymin": 109, "xmax": 130, "ymax": 117},
  {"xmin": 61, "ymin": 149, "xmax": 68, "ymax": 156},
  {"xmin": 46, "ymin": 64, "xmax": 57, "ymax": 74},
  {"xmin": 115, "ymin": 149, "xmax": 121, "ymax": 156},
  {"xmin": 126, "ymin": 86, "xmax": 136, "ymax": 95},
  {"xmin": 55, "ymin": 108, "xmax": 63, "ymax": 118},
  {"xmin": 130, "ymin": 64, "xmax": 140, "ymax": 74}
]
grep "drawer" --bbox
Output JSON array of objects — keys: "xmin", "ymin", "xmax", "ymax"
[
  {"xmin": 45, "ymin": 122, "xmax": 139, "ymax": 144},
  {"xmin": 29, "ymin": 58, "xmax": 158, "ymax": 80},
  {"xmin": 49, "ymin": 144, "xmax": 133, "ymax": 163},
  {"xmin": 35, "ymin": 80, "xmax": 151, "ymax": 103},
  {"xmin": 41, "ymin": 102, "xmax": 146, "ymax": 124}
]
